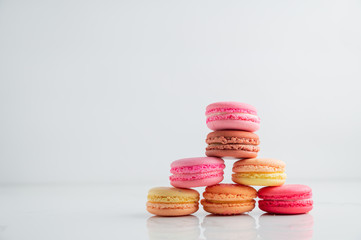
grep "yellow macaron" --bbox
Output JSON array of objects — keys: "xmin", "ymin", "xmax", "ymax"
[{"xmin": 146, "ymin": 187, "xmax": 200, "ymax": 216}]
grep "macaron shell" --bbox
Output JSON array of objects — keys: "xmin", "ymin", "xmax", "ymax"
[
  {"xmin": 201, "ymin": 199, "xmax": 256, "ymax": 215},
  {"xmin": 233, "ymin": 158, "xmax": 286, "ymax": 173},
  {"xmin": 170, "ymin": 164, "xmax": 225, "ymax": 175},
  {"xmin": 258, "ymin": 199, "xmax": 313, "ymax": 214},
  {"xmin": 206, "ymin": 102, "xmax": 258, "ymax": 112},
  {"xmin": 171, "ymin": 175, "xmax": 224, "ymax": 188},
  {"xmin": 258, "ymin": 184, "xmax": 312, "ymax": 200},
  {"xmin": 204, "ymin": 183, "xmax": 257, "ymax": 197},
  {"xmin": 232, "ymin": 173, "xmax": 286, "ymax": 186},
  {"xmin": 147, "ymin": 202, "xmax": 199, "ymax": 216},
  {"xmin": 148, "ymin": 187, "xmax": 200, "ymax": 201},
  {"xmin": 171, "ymin": 157, "xmax": 224, "ymax": 168}
]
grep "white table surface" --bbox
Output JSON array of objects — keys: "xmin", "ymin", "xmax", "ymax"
[{"xmin": 0, "ymin": 181, "xmax": 360, "ymax": 240}]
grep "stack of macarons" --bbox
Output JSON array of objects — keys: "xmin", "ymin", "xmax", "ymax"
[{"xmin": 146, "ymin": 102, "xmax": 313, "ymax": 216}]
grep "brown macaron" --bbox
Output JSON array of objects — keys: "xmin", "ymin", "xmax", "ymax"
[{"xmin": 205, "ymin": 130, "xmax": 260, "ymax": 159}]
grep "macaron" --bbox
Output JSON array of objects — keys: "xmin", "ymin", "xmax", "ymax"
[
  {"xmin": 232, "ymin": 158, "xmax": 286, "ymax": 186},
  {"xmin": 258, "ymin": 184, "xmax": 313, "ymax": 214},
  {"xmin": 201, "ymin": 184, "xmax": 257, "ymax": 215},
  {"xmin": 205, "ymin": 130, "xmax": 260, "ymax": 158},
  {"xmin": 206, "ymin": 102, "xmax": 260, "ymax": 132},
  {"xmin": 170, "ymin": 157, "xmax": 225, "ymax": 188},
  {"xmin": 146, "ymin": 187, "xmax": 200, "ymax": 216}
]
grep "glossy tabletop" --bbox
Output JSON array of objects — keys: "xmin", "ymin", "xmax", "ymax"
[{"xmin": 0, "ymin": 181, "xmax": 360, "ymax": 239}]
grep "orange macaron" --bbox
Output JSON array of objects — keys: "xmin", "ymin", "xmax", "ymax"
[{"xmin": 201, "ymin": 184, "xmax": 257, "ymax": 215}]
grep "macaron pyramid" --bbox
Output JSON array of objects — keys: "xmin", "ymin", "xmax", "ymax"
[{"xmin": 146, "ymin": 101, "xmax": 312, "ymax": 216}]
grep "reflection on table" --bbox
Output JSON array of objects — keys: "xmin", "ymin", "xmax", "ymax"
[
  {"xmin": 147, "ymin": 215, "xmax": 200, "ymax": 240},
  {"xmin": 258, "ymin": 213, "xmax": 314, "ymax": 240},
  {"xmin": 146, "ymin": 212, "xmax": 313, "ymax": 240},
  {"xmin": 202, "ymin": 214, "xmax": 257, "ymax": 240}
]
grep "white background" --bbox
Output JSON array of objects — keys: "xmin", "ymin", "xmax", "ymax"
[
  {"xmin": 1, "ymin": 1, "xmax": 361, "ymax": 240},
  {"xmin": 1, "ymin": 0, "xmax": 361, "ymax": 185}
]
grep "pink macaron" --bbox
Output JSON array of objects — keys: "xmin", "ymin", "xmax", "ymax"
[
  {"xmin": 258, "ymin": 184, "xmax": 313, "ymax": 215},
  {"xmin": 206, "ymin": 102, "xmax": 260, "ymax": 132},
  {"xmin": 170, "ymin": 157, "xmax": 225, "ymax": 188}
]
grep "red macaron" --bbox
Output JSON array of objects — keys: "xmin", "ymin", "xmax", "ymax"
[{"xmin": 258, "ymin": 184, "xmax": 313, "ymax": 215}]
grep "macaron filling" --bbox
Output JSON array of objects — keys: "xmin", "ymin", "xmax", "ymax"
[
  {"xmin": 233, "ymin": 165, "xmax": 284, "ymax": 173},
  {"xmin": 203, "ymin": 192, "xmax": 257, "ymax": 202},
  {"xmin": 147, "ymin": 195, "xmax": 199, "ymax": 203},
  {"xmin": 232, "ymin": 172, "xmax": 287, "ymax": 179},
  {"xmin": 206, "ymin": 136, "xmax": 260, "ymax": 145},
  {"xmin": 206, "ymin": 114, "xmax": 260, "ymax": 124},
  {"xmin": 206, "ymin": 107, "xmax": 257, "ymax": 116},
  {"xmin": 170, "ymin": 162, "xmax": 225, "ymax": 182},
  {"xmin": 258, "ymin": 199, "xmax": 313, "ymax": 207},
  {"xmin": 147, "ymin": 202, "xmax": 198, "ymax": 209},
  {"xmin": 201, "ymin": 199, "xmax": 255, "ymax": 207},
  {"xmin": 207, "ymin": 144, "xmax": 260, "ymax": 152},
  {"xmin": 170, "ymin": 171, "xmax": 224, "ymax": 181},
  {"xmin": 170, "ymin": 164, "xmax": 225, "ymax": 174}
]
